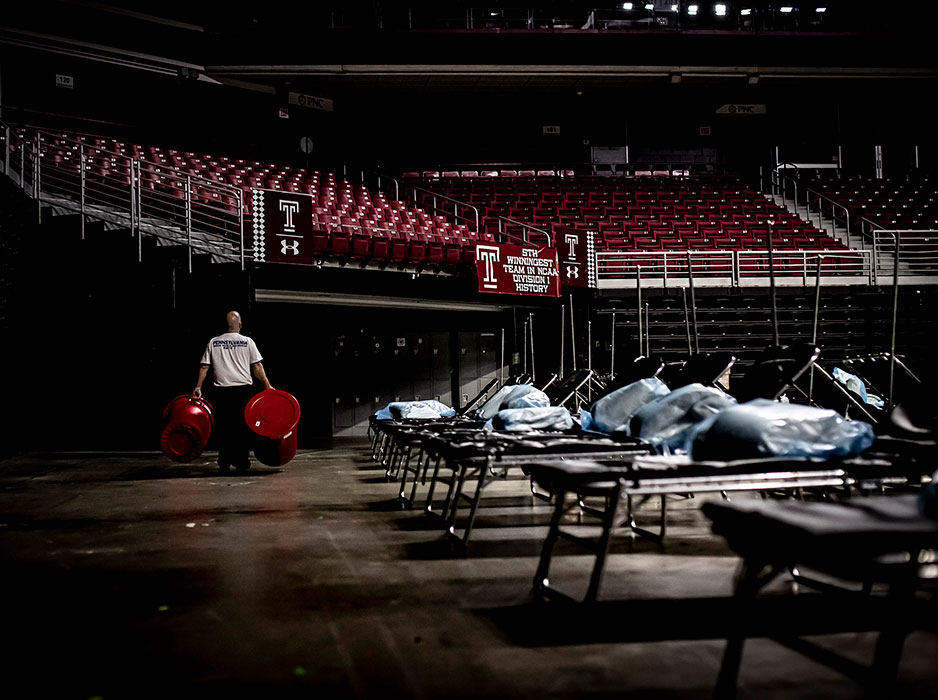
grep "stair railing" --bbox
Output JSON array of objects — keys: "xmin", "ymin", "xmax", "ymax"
[
  {"xmin": 805, "ymin": 187, "xmax": 853, "ymax": 246},
  {"xmin": 409, "ymin": 184, "xmax": 480, "ymax": 233},
  {"xmin": 2, "ymin": 123, "xmax": 245, "ymax": 271},
  {"xmin": 771, "ymin": 163, "xmax": 800, "ymax": 210}
]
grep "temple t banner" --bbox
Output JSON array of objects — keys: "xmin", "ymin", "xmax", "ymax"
[
  {"xmin": 475, "ymin": 242, "xmax": 561, "ymax": 297},
  {"xmin": 553, "ymin": 226, "xmax": 597, "ymax": 288},
  {"xmin": 252, "ymin": 189, "xmax": 315, "ymax": 264}
]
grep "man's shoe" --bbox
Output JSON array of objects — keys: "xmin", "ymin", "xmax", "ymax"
[
  {"xmin": 219, "ymin": 463, "xmax": 231, "ymax": 474},
  {"xmin": 234, "ymin": 462, "xmax": 251, "ymax": 473}
]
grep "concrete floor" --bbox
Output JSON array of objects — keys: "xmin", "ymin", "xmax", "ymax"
[{"xmin": 1, "ymin": 439, "xmax": 936, "ymax": 699}]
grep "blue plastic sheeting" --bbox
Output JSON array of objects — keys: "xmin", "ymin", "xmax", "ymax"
[
  {"xmin": 476, "ymin": 384, "xmax": 546, "ymax": 420},
  {"xmin": 832, "ymin": 367, "xmax": 884, "ymax": 408},
  {"xmin": 581, "ymin": 377, "xmax": 671, "ymax": 435},
  {"xmin": 484, "ymin": 406, "xmax": 574, "ymax": 432},
  {"xmin": 375, "ymin": 400, "xmax": 456, "ymax": 420},
  {"xmin": 692, "ymin": 398, "xmax": 875, "ymax": 461},
  {"xmin": 630, "ymin": 384, "xmax": 738, "ymax": 455}
]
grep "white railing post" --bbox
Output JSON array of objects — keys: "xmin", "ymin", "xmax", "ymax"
[
  {"xmin": 239, "ymin": 188, "xmax": 245, "ymax": 270},
  {"xmin": 186, "ymin": 175, "xmax": 193, "ymax": 273},
  {"xmin": 34, "ymin": 133, "xmax": 41, "ymax": 223},
  {"xmin": 872, "ymin": 232, "xmax": 879, "ymax": 285},
  {"xmin": 134, "ymin": 160, "xmax": 142, "ymax": 262},
  {"xmin": 79, "ymin": 144, "xmax": 86, "ymax": 239}
]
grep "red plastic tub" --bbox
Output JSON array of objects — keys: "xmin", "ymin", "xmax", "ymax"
[
  {"xmin": 253, "ymin": 428, "xmax": 298, "ymax": 467},
  {"xmin": 245, "ymin": 389, "xmax": 301, "ymax": 467},
  {"xmin": 160, "ymin": 395, "xmax": 214, "ymax": 463},
  {"xmin": 244, "ymin": 389, "xmax": 301, "ymax": 438}
]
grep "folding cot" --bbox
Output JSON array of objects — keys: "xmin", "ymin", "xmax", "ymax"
[
  {"xmin": 383, "ymin": 370, "xmax": 594, "ymax": 506},
  {"xmin": 394, "ymin": 345, "xmax": 801, "ymax": 547},
  {"xmin": 706, "ymin": 495, "xmax": 938, "ymax": 699},
  {"xmin": 369, "ymin": 376, "xmax": 506, "ymax": 465},
  {"xmin": 526, "ymin": 452, "xmax": 931, "ymax": 603},
  {"xmin": 416, "ymin": 430, "xmax": 653, "ymax": 546}
]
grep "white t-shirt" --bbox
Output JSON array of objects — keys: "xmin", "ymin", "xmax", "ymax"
[{"xmin": 200, "ymin": 333, "xmax": 263, "ymax": 387}]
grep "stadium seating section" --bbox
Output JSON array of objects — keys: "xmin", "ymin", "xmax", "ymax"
[
  {"xmin": 29, "ymin": 128, "xmax": 862, "ymax": 273},
  {"xmin": 807, "ymin": 175, "xmax": 938, "ymax": 232},
  {"xmin": 405, "ymin": 174, "xmax": 847, "ymax": 253}
]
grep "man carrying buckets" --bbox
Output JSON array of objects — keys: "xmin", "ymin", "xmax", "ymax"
[{"xmin": 193, "ymin": 311, "xmax": 272, "ymax": 473}]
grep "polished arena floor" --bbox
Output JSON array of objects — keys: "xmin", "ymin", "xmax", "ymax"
[{"xmin": 2, "ymin": 439, "xmax": 936, "ymax": 699}]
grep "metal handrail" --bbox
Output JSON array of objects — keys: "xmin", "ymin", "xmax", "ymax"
[
  {"xmin": 771, "ymin": 163, "xmax": 800, "ymax": 210},
  {"xmin": 360, "ymin": 166, "xmax": 400, "ymax": 201},
  {"xmin": 871, "ymin": 230, "xmax": 938, "ymax": 281},
  {"xmin": 409, "ymin": 184, "xmax": 480, "ymax": 233},
  {"xmin": 22, "ymin": 125, "xmax": 245, "ymax": 269},
  {"xmin": 596, "ymin": 249, "xmax": 876, "ymax": 287},
  {"xmin": 805, "ymin": 187, "xmax": 852, "ymax": 242},
  {"xmin": 860, "ymin": 215, "xmax": 887, "ymax": 236},
  {"xmin": 495, "ymin": 215, "xmax": 552, "ymax": 248}
]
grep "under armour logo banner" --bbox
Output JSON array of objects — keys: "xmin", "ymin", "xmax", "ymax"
[
  {"xmin": 554, "ymin": 226, "xmax": 596, "ymax": 288},
  {"xmin": 475, "ymin": 242, "xmax": 560, "ymax": 297},
  {"xmin": 251, "ymin": 189, "xmax": 315, "ymax": 265}
]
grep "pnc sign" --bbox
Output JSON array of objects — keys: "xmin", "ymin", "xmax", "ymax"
[{"xmin": 716, "ymin": 103, "xmax": 767, "ymax": 115}]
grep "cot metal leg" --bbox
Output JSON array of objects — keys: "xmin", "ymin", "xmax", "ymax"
[
  {"xmin": 626, "ymin": 494, "xmax": 668, "ymax": 545},
  {"xmin": 583, "ymin": 484, "xmax": 625, "ymax": 604},
  {"xmin": 714, "ymin": 559, "xmax": 781, "ymax": 700},
  {"xmin": 533, "ymin": 488, "xmax": 570, "ymax": 600},
  {"xmin": 445, "ymin": 463, "xmax": 471, "ymax": 537},
  {"xmin": 398, "ymin": 443, "xmax": 422, "ymax": 506},
  {"xmin": 866, "ymin": 583, "xmax": 915, "ymax": 700},
  {"xmin": 408, "ymin": 449, "xmax": 429, "ymax": 503},
  {"xmin": 459, "ymin": 462, "xmax": 503, "ymax": 547},
  {"xmin": 438, "ymin": 459, "xmax": 462, "ymax": 521},
  {"xmin": 424, "ymin": 455, "xmax": 445, "ymax": 516}
]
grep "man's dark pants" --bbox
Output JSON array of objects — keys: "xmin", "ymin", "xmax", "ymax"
[{"xmin": 212, "ymin": 384, "xmax": 255, "ymax": 471}]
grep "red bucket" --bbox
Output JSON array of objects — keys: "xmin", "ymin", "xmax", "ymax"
[
  {"xmin": 161, "ymin": 395, "xmax": 214, "ymax": 463},
  {"xmin": 245, "ymin": 389, "xmax": 300, "ymax": 467},
  {"xmin": 244, "ymin": 389, "xmax": 301, "ymax": 439},
  {"xmin": 253, "ymin": 428, "xmax": 298, "ymax": 467}
]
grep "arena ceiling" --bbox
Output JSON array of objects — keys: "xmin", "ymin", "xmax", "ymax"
[{"xmin": 3, "ymin": 0, "xmax": 938, "ymax": 102}]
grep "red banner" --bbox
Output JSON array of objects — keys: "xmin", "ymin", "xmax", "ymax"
[
  {"xmin": 251, "ymin": 189, "xmax": 316, "ymax": 264},
  {"xmin": 554, "ymin": 225, "xmax": 597, "ymax": 288},
  {"xmin": 475, "ymin": 242, "xmax": 561, "ymax": 297}
]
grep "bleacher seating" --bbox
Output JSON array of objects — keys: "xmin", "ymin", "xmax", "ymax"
[
  {"xmin": 27, "ymin": 128, "xmax": 489, "ymax": 269},
  {"xmin": 24, "ymin": 127, "xmax": 858, "ymax": 270},
  {"xmin": 807, "ymin": 174, "xmax": 938, "ymax": 232},
  {"xmin": 405, "ymin": 174, "xmax": 847, "ymax": 252}
]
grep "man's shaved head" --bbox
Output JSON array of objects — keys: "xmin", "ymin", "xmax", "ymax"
[{"xmin": 226, "ymin": 311, "xmax": 242, "ymax": 331}]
